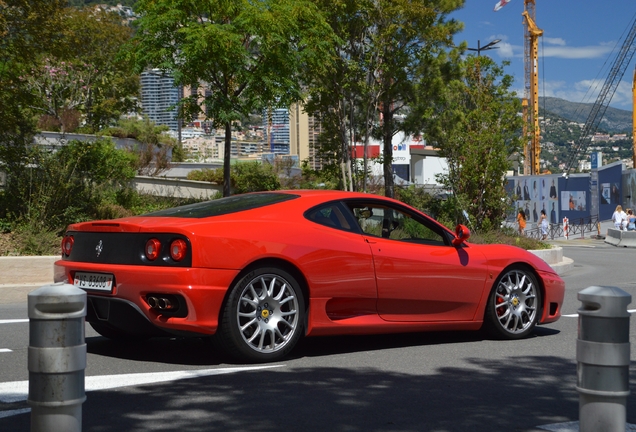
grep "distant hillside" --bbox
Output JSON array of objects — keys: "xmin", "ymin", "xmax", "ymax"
[{"xmin": 539, "ymin": 96, "xmax": 632, "ymax": 133}]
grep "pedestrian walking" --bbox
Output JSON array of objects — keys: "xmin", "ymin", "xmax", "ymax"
[
  {"xmin": 540, "ymin": 209, "xmax": 549, "ymax": 240},
  {"xmin": 517, "ymin": 209, "xmax": 526, "ymax": 236}
]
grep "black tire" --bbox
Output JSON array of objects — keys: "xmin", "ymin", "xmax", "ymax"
[
  {"xmin": 89, "ymin": 321, "xmax": 148, "ymax": 342},
  {"xmin": 484, "ymin": 266, "xmax": 541, "ymax": 339},
  {"xmin": 215, "ymin": 267, "xmax": 305, "ymax": 362}
]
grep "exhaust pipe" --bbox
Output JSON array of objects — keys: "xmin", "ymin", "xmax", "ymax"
[
  {"xmin": 147, "ymin": 295, "xmax": 175, "ymax": 310},
  {"xmin": 157, "ymin": 297, "xmax": 174, "ymax": 310}
]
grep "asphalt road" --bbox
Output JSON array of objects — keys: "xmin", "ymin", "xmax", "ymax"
[{"xmin": 1, "ymin": 240, "xmax": 636, "ymax": 431}]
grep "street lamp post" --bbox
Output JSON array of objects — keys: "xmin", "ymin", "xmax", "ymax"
[{"xmin": 467, "ymin": 39, "xmax": 501, "ymax": 56}]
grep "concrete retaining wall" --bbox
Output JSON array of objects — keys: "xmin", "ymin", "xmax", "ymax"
[
  {"xmin": 605, "ymin": 228, "xmax": 636, "ymax": 248},
  {"xmin": 132, "ymin": 176, "xmax": 222, "ymax": 199},
  {"xmin": 528, "ymin": 246, "xmax": 571, "ymax": 275},
  {"xmin": 0, "ymin": 256, "xmax": 58, "ymax": 285},
  {"xmin": 528, "ymin": 246, "xmax": 563, "ymax": 265}
]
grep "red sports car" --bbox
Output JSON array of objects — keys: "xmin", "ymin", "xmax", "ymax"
[{"xmin": 54, "ymin": 190, "xmax": 565, "ymax": 362}]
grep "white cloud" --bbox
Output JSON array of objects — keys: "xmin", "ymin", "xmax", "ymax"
[
  {"xmin": 543, "ymin": 37, "xmax": 566, "ymax": 46},
  {"xmin": 542, "ymin": 45, "xmax": 615, "ymax": 59},
  {"xmin": 489, "ymin": 34, "xmax": 617, "ymax": 60}
]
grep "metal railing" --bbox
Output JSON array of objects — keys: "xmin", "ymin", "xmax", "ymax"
[{"xmin": 524, "ymin": 215, "xmax": 601, "ymax": 240}]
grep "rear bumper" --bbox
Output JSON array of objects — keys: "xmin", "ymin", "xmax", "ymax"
[{"xmin": 55, "ymin": 260, "xmax": 239, "ymax": 336}]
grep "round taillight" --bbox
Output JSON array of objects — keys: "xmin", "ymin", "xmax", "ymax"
[
  {"xmin": 170, "ymin": 239, "xmax": 187, "ymax": 262},
  {"xmin": 62, "ymin": 235, "xmax": 74, "ymax": 256},
  {"xmin": 145, "ymin": 238, "xmax": 161, "ymax": 261}
]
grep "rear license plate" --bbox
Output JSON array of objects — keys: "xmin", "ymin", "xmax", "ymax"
[{"xmin": 74, "ymin": 272, "xmax": 114, "ymax": 292}]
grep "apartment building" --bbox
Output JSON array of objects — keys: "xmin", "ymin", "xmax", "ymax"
[
  {"xmin": 289, "ymin": 103, "xmax": 324, "ymax": 170},
  {"xmin": 140, "ymin": 69, "xmax": 180, "ymax": 131}
]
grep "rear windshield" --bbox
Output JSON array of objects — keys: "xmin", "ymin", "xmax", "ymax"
[{"xmin": 144, "ymin": 193, "xmax": 299, "ymax": 218}]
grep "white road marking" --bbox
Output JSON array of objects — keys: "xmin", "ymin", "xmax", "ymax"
[
  {"xmin": 0, "ymin": 319, "xmax": 31, "ymax": 354},
  {"xmin": 562, "ymin": 308, "xmax": 636, "ymax": 318},
  {"xmin": 0, "ymin": 365, "xmax": 285, "ymax": 404},
  {"xmin": 538, "ymin": 421, "xmax": 636, "ymax": 431},
  {"xmin": 0, "ymin": 408, "xmax": 30, "ymax": 419}
]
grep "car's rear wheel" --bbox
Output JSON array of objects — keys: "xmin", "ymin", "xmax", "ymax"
[
  {"xmin": 485, "ymin": 266, "xmax": 541, "ymax": 339},
  {"xmin": 217, "ymin": 267, "xmax": 305, "ymax": 362}
]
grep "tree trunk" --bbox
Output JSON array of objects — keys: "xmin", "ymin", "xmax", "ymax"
[
  {"xmin": 382, "ymin": 103, "xmax": 394, "ymax": 198},
  {"xmin": 223, "ymin": 121, "xmax": 231, "ymax": 197},
  {"xmin": 339, "ymin": 99, "xmax": 351, "ymax": 191}
]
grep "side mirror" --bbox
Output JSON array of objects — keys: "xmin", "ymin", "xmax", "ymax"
[{"xmin": 452, "ymin": 224, "xmax": 471, "ymax": 247}]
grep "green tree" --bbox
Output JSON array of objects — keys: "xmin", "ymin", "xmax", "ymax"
[
  {"xmin": 0, "ymin": 0, "xmax": 66, "ymax": 135},
  {"xmin": 131, "ymin": 0, "xmax": 334, "ymax": 197},
  {"xmin": 24, "ymin": 7, "xmax": 138, "ymax": 133},
  {"xmin": 0, "ymin": 0, "xmax": 66, "ymax": 217},
  {"xmin": 423, "ymin": 56, "xmax": 523, "ymax": 230},
  {"xmin": 306, "ymin": 0, "xmax": 463, "ymax": 197},
  {"xmin": 372, "ymin": 0, "xmax": 463, "ymax": 198}
]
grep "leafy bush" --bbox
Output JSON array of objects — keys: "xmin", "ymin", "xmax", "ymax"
[
  {"xmin": 13, "ymin": 223, "xmax": 61, "ymax": 256},
  {"xmin": 0, "ymin": 138, "xmax": 136, "ymax": 233},
  {"xmin": 469, "ymin": 229, "xmax": 551, "ymax": 250},
  {"xmin": 232, "ymin": 162, "xmax": 280, "ymax": 193},
  {"xmin": 100, "ymin": 117, "xmax": 178, "ymax": 175},
  {"xmin": 0, "ymin": 219, "xmax": 11, "ymax": 234},
  {"xmin": 187, "ymin": 168, "xmax": 222, "ymax": 183},
  {"xmin": 112, "ymin": 188, "xmax": 200, "ymax": 215},
  {"xmin": 187, "ymin": 161, "xmax": 280, "ymax": 194}
]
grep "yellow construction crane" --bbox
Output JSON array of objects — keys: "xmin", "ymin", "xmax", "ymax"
[
  {"xmin": 522, "ymin": 1, "xmax": 542, "ymax": 175},
  {"xmin": 495, "ymin": 0, "xmax": 543, "ymax": 175}
]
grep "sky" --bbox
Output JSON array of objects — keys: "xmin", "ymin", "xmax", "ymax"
[{"xmin": 449, "ymin": 0, "xmax": 636, "ymax": 111}]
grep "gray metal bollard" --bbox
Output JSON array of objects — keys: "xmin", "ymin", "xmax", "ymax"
[
  {"xmin": 577, "ymin": 286, "xmax": 631, "ymax": 432},
  {"xmin": 28, "ymin": 283, "xmax": 87, "ymax": 432}
]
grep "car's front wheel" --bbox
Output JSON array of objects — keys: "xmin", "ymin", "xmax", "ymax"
[
  {"xmin": 216, "ymin": 267, "xmax": 305, "ymax": 362},
  {"xmin": 485, "ymin": 266, "xmax": 541, "ymax": 339}
]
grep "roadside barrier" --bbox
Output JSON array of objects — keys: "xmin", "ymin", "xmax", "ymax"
[
  {"xmin": 577, "ymin": 286, "xmax": 631, "ymax": 432},
  {"xmin": 524, "ymin": 214, "xmax": 600, "ymax": 240},
  {"xmin": 28, "ymin": 283, "xmax": 87, "ymax": 432},
  {"xmin": 605, "ymin": 228, "xmax": 636, "ymax": 248}
]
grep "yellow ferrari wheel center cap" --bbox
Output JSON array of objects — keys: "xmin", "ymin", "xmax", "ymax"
[
  {"xmin": 512, "ymin": 297, "xmax": 519, "ymax": 307},
  {"xmin": 261, "ymin": 309, "xmax": 270, "ymax": 319}
]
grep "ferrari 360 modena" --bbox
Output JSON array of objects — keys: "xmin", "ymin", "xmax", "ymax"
[{"xmin": 54, "ymin": 190, "xmax": 565, "ymax": 362}]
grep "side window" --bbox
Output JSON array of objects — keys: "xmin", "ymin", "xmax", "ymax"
[
  {"xmin": 306, "ymin": 204, "xmax": 352, "ymax": 230},
  {"xmin": 349, "ymin": 202, "xmax": 448, "ymax": 246},
  {"xmin": 352, "ymin": 206, "xmax": 384, "ymax": 237}
]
